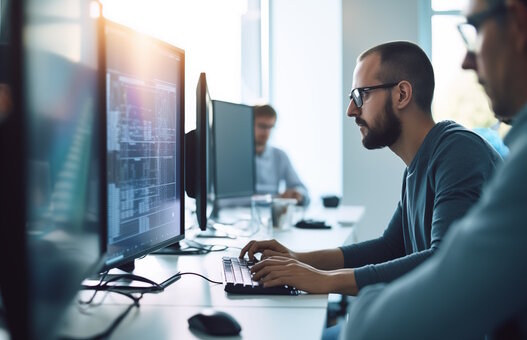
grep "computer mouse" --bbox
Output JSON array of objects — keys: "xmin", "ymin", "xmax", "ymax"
[{"xmin": 188, "ymin": 309, "xmax": 242, "ymax": 336}]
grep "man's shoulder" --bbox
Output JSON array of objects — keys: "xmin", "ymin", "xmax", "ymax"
[
  {"xmin": 431, "ymin": 121, "xmax": 499, "ymax": 156},
  {"xmin": 266, "ymin": 145, "xmax": 289, "ymax": 159}
]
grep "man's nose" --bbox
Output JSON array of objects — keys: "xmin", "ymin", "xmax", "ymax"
[{"xmin": 346, "ymin": 99, "xmax": 360, "ymax": 117}]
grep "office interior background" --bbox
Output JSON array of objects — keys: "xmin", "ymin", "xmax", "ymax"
[{"xmin": 48, "ymin": 0, "xmax": 497, "ymax": 243}]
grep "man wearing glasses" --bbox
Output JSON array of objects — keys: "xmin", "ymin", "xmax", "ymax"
[
  {"xmin": 341, "ymin": 0, "xmax": 527, "ymax": 339},
  {"xmin": 239, "ymin": 41, "xmax": 501, "ymax": 301},
  {"xmin": 253, "ymin": 104, "xmax": 310, "ymax": 206}
]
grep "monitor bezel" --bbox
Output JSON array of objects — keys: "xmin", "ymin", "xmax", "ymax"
[{"xmin": 0, "ymin": 2, "xmax": 107, "ymax": 338}]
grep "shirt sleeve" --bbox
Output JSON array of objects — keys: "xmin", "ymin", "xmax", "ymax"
[
  {"xmin": 279, "ymin": 150, "xmax": 310, "ymax": 206},
  {"xmin": 351, "ymin": 132, "xmax": 501, "ymax": 289},
  {"xmin": 340, "ymin": 203, "xmax": 406, "ymax": 269},
  {"xmin": 340, "ymin": 138, "xmax": 527, "ymax": 340}
]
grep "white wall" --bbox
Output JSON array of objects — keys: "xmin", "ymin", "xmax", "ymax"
[
  {"xmin": 342, "ymin": 0, "xmax": 421, "ymax": 242},
  {"xmin": 269, "ymin": 0, "xmax": 343, "ymax": 202}
]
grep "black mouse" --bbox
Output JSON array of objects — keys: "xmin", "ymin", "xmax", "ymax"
[{"xmin": 188, "ymin": 309, "xmax": 242, "ymax": 336}]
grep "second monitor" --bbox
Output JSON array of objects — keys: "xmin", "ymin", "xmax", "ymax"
[{"xmin": 212, "ymin": 100, "xmax": 255, "ymax": 200}]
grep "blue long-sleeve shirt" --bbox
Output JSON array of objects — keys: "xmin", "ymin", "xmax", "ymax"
[
  {"xmin": 341, "ymin": 104, "xmax": 527, "ymax": 340},
  {"xmin": 255, "ymin": 145, "xmax": 310, "ymax": 206},
  {"xmin": 340, "ymin": 121, "xmax": 502, "ymax": 289}
]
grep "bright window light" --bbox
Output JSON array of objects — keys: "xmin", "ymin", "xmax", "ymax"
[
  {"xmin": 99, "ymin": 0, "xmax": 249, "ymax": 132},
  {"xmin": 431, "ymin": 13, "xmax": 509, "ymax": 137}
]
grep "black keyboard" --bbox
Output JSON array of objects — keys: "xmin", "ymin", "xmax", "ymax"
[{"xmin": 222, "ymin": 257, "xmax": 299, "ymax": 295}]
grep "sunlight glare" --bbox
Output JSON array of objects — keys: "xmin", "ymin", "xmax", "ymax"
[{"xmin": 99, "ymin": 0, "xmax": 246, "ymax": 131}]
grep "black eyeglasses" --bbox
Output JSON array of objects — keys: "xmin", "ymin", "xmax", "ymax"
[
  {"xmin": 457, "ymin": 3, "xmax": 507, "ymax": 53},
  {"xmin": 349, "ymin": 83, "xmax": 398, "ymax": 108}
]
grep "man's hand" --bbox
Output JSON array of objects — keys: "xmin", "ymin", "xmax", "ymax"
[
  {"xmin": 250, "ymin": 256, "xmax": 332, "ymax": 294},
  {"xmin": 279, "ymin": 189, "xmax": 303, "ymax": 204},
  {"xmin": 239, "ymin": 239, "xmax": 296, "ymax": 261}
]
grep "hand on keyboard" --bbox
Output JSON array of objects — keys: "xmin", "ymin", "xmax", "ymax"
[
  {"xmin": 222, "ymin": 257, "xmax": 298, "ymax": 295},
  {"xmin": 249, "ymin": 256, "xmax": 332, "ymax": 294},
  {"xmin": 239, "ymin": 239, "xmax": 297, "ymax": 261}
]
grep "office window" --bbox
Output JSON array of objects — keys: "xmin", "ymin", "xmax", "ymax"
[
  {"xmin": 430, "ymin": 1, "xmax": 509, "ymax": 136},
  {"xmin": 100, "ymin": 0, "xmax": 262, "ymax": 132}
]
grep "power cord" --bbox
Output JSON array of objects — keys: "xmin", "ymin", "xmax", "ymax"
[
  {"xmin": 176, "ymin": 272, "xmax": 223, "ymax": 285},
  {"xmin": 60, "ymin": 281, "xmax": 144, "ymax": 340},
  {"xmin": 62, "ymin": 270, "xmax": 223, "ymax": 338}
]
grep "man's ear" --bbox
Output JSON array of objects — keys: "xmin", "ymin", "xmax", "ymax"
[{"xmin": 394, "ymin": 81, "xmax": 412, "ymax": 110}]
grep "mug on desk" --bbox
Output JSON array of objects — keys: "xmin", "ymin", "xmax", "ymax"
[{"xmin": 271, "ymin": 198, "xmax": 297, "ymax": 230}]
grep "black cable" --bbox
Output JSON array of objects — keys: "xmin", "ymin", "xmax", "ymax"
[
  {"xmin": 79, "ymin": 271, "xmax": 109, "ymax": 306},
  {"xmin": 176, "ymin": 272, "xmax": 223, "ymax": 285},
  {"xmin": 60, "ymin": 291, "xmax": 143, "ymax": 340},
  {"xmin": 100, "ymin": 273, "xmax": 163, "ymax": 290},
  {"xmin": 62, "ymin": 271, "xmax": 222, "ymax": 339},
  {"xmin": 82, "ymin": 273, "xmax": 164, "ymax": 294}
]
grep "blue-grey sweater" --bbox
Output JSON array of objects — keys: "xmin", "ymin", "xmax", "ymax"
[{"xmin": 340, "ymin": 120, "xmax": 502, "ymax": 289}]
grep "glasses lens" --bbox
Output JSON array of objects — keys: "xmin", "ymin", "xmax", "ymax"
[
  {"xmin": 458, "ymin": 23, "xmax": 478, "ymax": 53},
  {"xmin": 351, "ymin": 88, "xmax": 362, "ymax": 108}
]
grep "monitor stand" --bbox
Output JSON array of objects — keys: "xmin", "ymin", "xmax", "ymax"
[
  {"xmin": 195, "ymin": 205, "xmax": 237, "ymax": 239},
  {"xmin": 152, "ymin": 241, "xmax": 209, "ymax": 255},
  {"xmin": 194, "ymin": 222, "xmax": 237, "ymax": 239}
]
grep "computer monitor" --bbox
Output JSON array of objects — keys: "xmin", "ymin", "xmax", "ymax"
[
  {"xmin": 186, "ymin": 73, "xmax": 215, "ymax": 231},
  {"xmin": 103, "ymin": 21, "xmax": 185, "ymax": 271},
  {"xmin": 212, "ymin": 100, "xmax": 255, "ymax": 199},
  {"xmin": 0, "ymin": 1, "xmax": 105, "ymax": 339},
  {"xmin": 185, "ymin": 80, "xmax": 255, "ymax": 236}
]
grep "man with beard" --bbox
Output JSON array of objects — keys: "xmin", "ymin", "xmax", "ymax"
[
  {"xmin": 339, "ymin": 0, "xmax": 527, "ymax": 338},
  {"xmin": 239, "ymin": 41, "xmax": 501, "ymax": 297}
]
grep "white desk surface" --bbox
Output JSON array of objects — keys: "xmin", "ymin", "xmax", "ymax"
[
  {"xmin": 59, "ymin": 304, "xmax": 327, "ymax": 340},
  {"xmin": 58, "ymin": 204, "xmax": 364, "ymax": 340}
]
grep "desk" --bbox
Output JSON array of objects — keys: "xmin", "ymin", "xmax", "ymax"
[{"xmin": 58, "ymin": 205, "xmax": 364, "ymax": 339}]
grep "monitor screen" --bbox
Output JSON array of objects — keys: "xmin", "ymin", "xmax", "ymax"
[
  {"xmin": 212, "ymin": 100, "xmax": 255, "ymax": 199},
  {"xmin": 0, "ymin": 1, "xmax": 105, "ymax": 339},
  {"xmin": 104, "ymin": 21, "xmax": 185, "ymax": 270}
]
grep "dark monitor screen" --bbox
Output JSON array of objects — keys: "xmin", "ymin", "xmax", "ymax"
[
  {"xmin": 0, "ymin": 1, "xmax": 105, "ymax": 339},
  {"xmin": 212, "ymin": 100, "xmax": 255, "ymax": 199},
  {"xmin": 104, "ymin": 21, "xmax": 185, "ymax": 269}
]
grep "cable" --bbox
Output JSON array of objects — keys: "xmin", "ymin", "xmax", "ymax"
[
  {"xmin": 79, "ymin": 271, "xmax": 109, "ymax": 306},
  {"xmin": 82, "ymin": 273, "xmax": 164, "ymax": 294},
  {"xmin": 176, "ymin": 272, "xmax": 223, "ymax": 285},
  {"xmin": 62, "ymin": 271, "xmax": 222, "ymax": 339},
  {"xmin": 60, "ymin": 290, "xmax": 143, "ymax": 340}
]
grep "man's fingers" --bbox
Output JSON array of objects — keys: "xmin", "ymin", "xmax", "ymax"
[
  {"xmin": 239, "ymin": 240, "xmax": 256, "ymax": 258},
  {"xmin": 261, "ymin": 249, "xmax": 288, "ymax": 259}
]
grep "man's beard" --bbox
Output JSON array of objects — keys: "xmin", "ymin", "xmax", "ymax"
[{"xmin": 361, "ymin": 96, "xmax": 401, "ymax": 150}]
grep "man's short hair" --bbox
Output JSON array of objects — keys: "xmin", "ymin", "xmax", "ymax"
[
  {"xmin": 359, "ymin": 41, "xmax": 435, "ymax": 114},
  {"xmin": 254, "ymin": 104, "xmax": 277, "ymax": 120}
]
